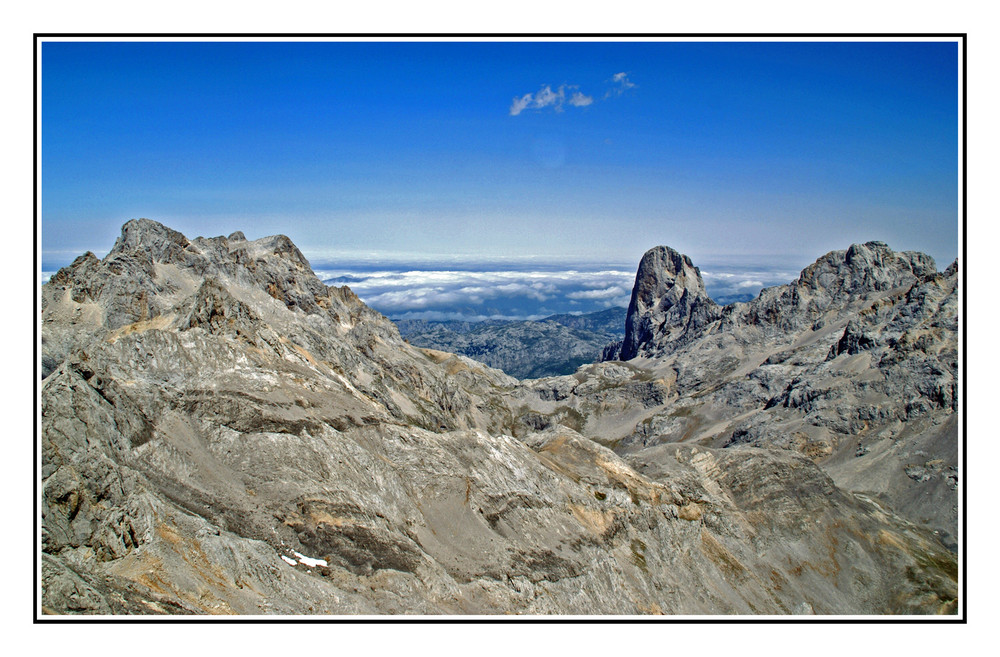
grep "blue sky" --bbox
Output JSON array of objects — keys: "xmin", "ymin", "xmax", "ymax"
[{"xmin": 42, "ymin": 39, "xmax": 959, "ymax": 275}]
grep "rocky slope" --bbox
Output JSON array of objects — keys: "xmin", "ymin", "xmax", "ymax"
[
  {"xmin": 541, "ymin": 307, "xmax": 627, "ymax": 336},
  {"xmin": 39, "ymin": 221, "xmax": 958, "ymax": 615},
  {"xmin": 395, "ymin": 308, "xmax": 626, "ymax": 379},
  {"xmin": 518, "ymin": 242, "xmax": 959, "ymax": 547}
]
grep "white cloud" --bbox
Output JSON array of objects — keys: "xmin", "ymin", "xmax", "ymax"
[
  {"xmin": 317, "ymin": 260, "xmax": 805, "ymax": 319},
  {"xmin": 393, "ymin": 310, "xmax": 550, "ymax": 322},
  {"xmin": 325, "ymin": 268, "xmax": 633, "ymax": 294},
  {"xmin": 363, "ymin": 287, "xmax": 482, "ymax": 310},
  {"xmin": 599, "ymin": 295, "xmax": 633, "ymax": 309},
  {"xmin": 567, "ymin": 286, "xmax": 629, "ymax": 300},
  {"xmin": 509, "ymin": 83, "xmax": 592, "ymax": 116},
  {"xmin": 323, "ymin": 267, "xmax": 635, "ymax": 318},
  {"xmin": 534, "ymin": 85, "xmax": 563, "ymax": 109},
  {"xmin": 509, "ymin": 93, "xmax": 533, "ymax": 116},
  {"xmin": 605, "ymin": 71, "xmax": 637, "ymax": 98},
  {"xmin": 700, "ymin": 267, "xmax": 798, "ymax": 302},
  {"xmin": 509, "ymin": 72, "xmax": 633, "ymax": 116}
]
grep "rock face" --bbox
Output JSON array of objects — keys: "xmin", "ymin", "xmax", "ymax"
[
  {"xmin": 39, "ymin": 221, "xmax": 958, "ymax": 616},
  {"xmin": 614, "ymin": 246, "xmax": 722, "ymax": 361},
  {"xmin": 532, "ymin": 241, "xmax": 958, "ymax": 546}
]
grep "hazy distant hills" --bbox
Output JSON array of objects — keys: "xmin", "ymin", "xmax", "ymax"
[
  {"xmin": 709, "ymin": 291, "xmax": 756, "ymax": 305},
  {"xmin": 394, "ymin": 307, "xmax": 626, "ymax": 379}
]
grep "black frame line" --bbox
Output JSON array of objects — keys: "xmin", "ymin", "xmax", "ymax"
[{"xmin": 33, "ymin": 31, "xmax": 968, "ymax": 625}]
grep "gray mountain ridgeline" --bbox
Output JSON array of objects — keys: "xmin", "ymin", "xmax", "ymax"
[{"xmin": 40, "ymin": 219, "xmax": 958, "ymax": 615}]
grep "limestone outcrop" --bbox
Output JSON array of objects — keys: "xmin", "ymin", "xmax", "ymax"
[{"xmin": 614, "ymin": 246, "xmax": 722, "ymax": 361}]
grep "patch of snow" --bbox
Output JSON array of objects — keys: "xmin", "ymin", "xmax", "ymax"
[
  {"xmin": 292, "ymin": 550, "xmax": 328, "ymax": 568},
  {"xmin": 280, "ymin": 555, "xmax": 297, "ymax": 566}
]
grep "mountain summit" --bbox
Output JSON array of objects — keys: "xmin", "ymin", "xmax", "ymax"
[{"xmin": 617, "ymin": 245, "xmax": 721, "ymax": 361}]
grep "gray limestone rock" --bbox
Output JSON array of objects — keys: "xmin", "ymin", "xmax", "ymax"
[
  {"xmin": 39, "ymin": 220, "xmax": 959, "ymax": 616},
  {"xmin": 522, "ymin": 243, "xmax": 958, "ymax": 544},
  {"xmin": 618, "ymin": 246, "xmax": 722, "ymax": 361}
]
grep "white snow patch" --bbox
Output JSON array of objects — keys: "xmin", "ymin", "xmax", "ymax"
[
  {"xmin": 292, "ymin": 551, "xmax": 328, "ymax": 568},
  {"xmin": 280, "ymin": 555, "xmax": 297, "ymax": 566}
]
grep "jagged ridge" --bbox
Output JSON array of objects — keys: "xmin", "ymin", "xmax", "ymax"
[{"xmin": 39, "ymin": 220, "xmax": 958, "ymax": 615}]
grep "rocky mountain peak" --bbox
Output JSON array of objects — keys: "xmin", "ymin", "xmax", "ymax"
[
  {"xmin": 251, "ymin": 233, "xmax": 312, "ymax": 270},
  {"xmin": 608, "ymin": 240, "xmax": 943, "ymax": 364},
  {"xmin": 844, "ymin": 240, "xmax": 936, "ymax": 274},
  {"xmin": 797, "ymin": 241, "xmax": 937, "ymax": 297},
  {"xmin": 110, "ymin": 218, "xmax": 193, "ymax": 263},
  {"xmin": 618, "ymin": 246, "xmax": 721, "ymax": 361},
  {"xmin": 43, "ymin": 219, "xmax": 394, "ymax": 377}
]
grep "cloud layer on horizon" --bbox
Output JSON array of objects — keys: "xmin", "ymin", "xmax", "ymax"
[
  {"xmin": 317, "ymin": 267, "xmax": 635, "ymax": 320},
  {"xmin": 699, "ymin": 267, "xmax": 799, "ymax": 305},
  {"xmin": 314, "ymin": 263, "xmax": 800, "ymax": 321}
]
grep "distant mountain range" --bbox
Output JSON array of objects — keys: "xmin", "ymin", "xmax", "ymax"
[{"xmin": 394, "ymin": 307, "xmax": 626, "ymax": 379}]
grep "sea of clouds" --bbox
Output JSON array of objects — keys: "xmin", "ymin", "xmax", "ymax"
[
  {"xmin": 314, "ymin": 265, "xmax": 635, "ymax": 321},
  {"xmin": 313, "ymin": 261, "xmax": 802, "ymax": 321}
]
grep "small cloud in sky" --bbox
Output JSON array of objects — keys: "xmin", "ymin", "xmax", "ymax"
[
  {"xmin": 509, "ymin": 84, "xmax": 594, "ymax": 116},
  {"xmin": 510, "ymin": 84, "xmax": 593, "ymax": 116},
  {"xmin": 605, "ymin": 72, "xmax": 637, "ymax": 98},
  {"xmin": 507, "ymin": 72, "xmax": 633, "ymax": 115},
  {"xmin": 534, "ymin": 85, "xmax": 562, "ymax": 110},
  {"xmin": 509, "ymin": 94, "xmax": 533, "ymax": 116}
]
